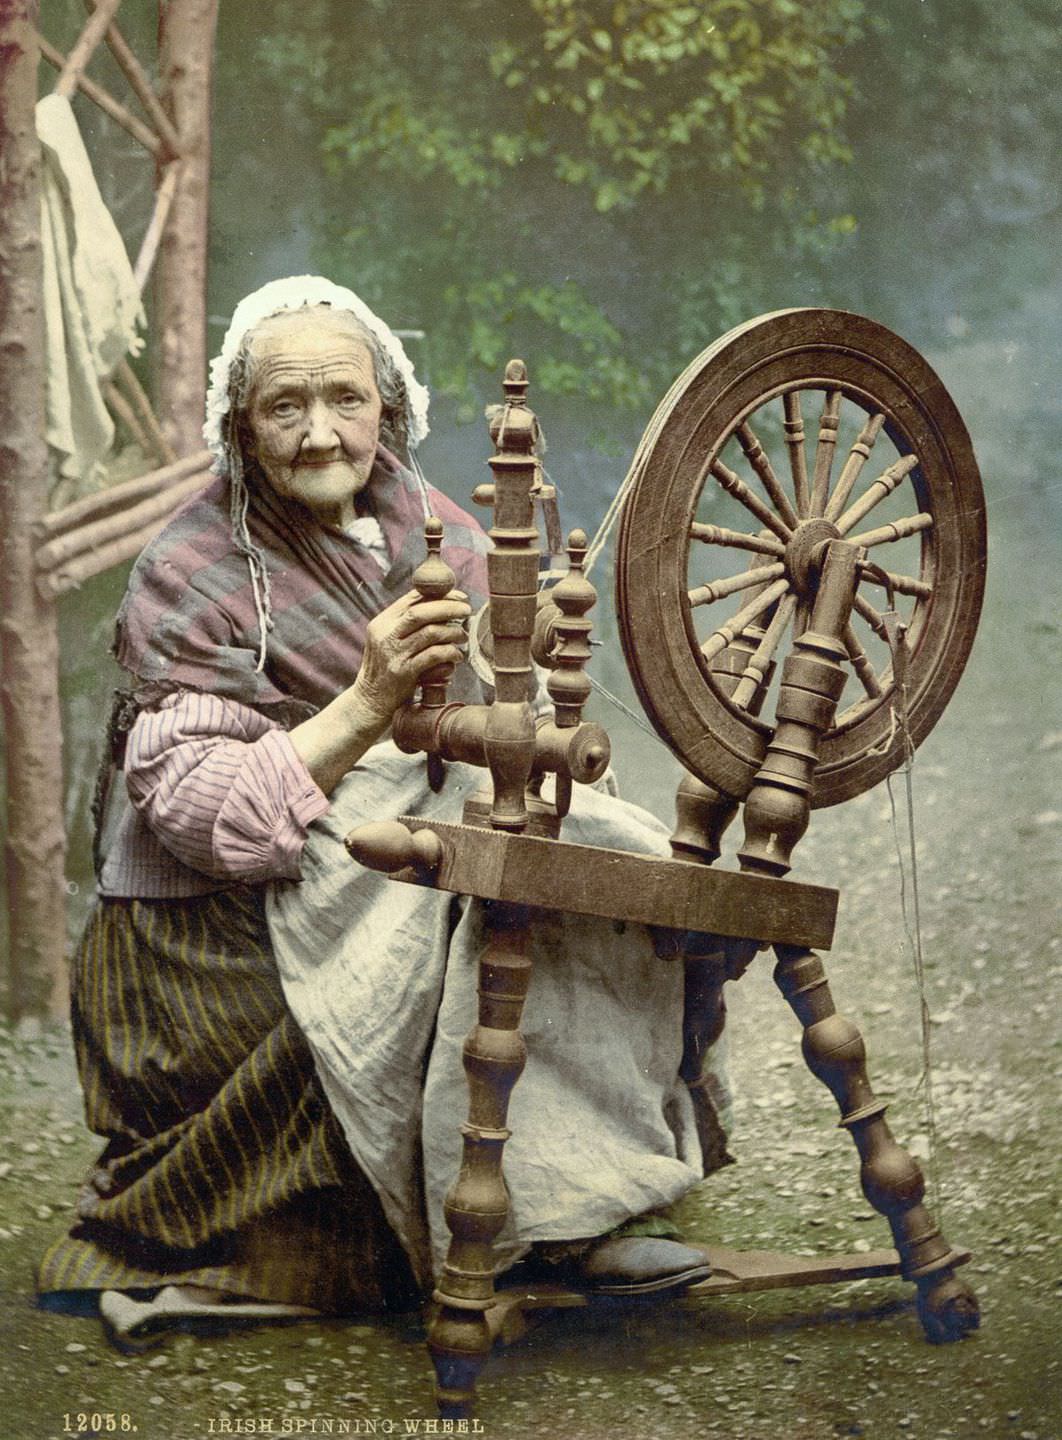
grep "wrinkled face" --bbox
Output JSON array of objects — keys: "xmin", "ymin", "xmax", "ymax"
[{"xmin": 244, "ymin": 307, "xmax": 383, "ymax": 528}]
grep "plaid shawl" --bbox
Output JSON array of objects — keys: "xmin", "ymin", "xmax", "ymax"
[{"xmin": 114, "ymin": 447, "xmax": 490, "ymax": 714}]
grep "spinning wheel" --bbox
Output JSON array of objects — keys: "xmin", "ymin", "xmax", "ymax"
[
  {"xmin": 346, "ymin": 324, "xmax": 985, "ymax": 1418},
  {"xmin": 616, "ymin": 309, "xmax": 987, "ymax": 806}
]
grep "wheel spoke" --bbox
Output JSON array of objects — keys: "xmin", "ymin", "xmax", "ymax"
[
  {"xmin": 689, "ymin": 522, "xmax": 785, "ymax": 557},
  {"xmin": 836, "ymin": 453, "xmax": 919, "ymax": 534},
  {"xmin": 847, "ymin": 512, "xmax": 934, "ymax": 549},
  {"xmin": 709, "ymin": 459, "xmax": 793, "ymax": 542},
  {"xmin": 689, "ymin": 562, "xmax": 786, "ymax": 608},
  {"xmin": 782, "ymin": 391, "xmax": 810, "ymax": 516},
  {"xmin": 736, "ymin": 422, "xmax": 798, "ymax": 528},
  {"xmin": 809, "ymin": 389, "xmax": 843, "ymax": 516},
  {"xmin": 853, "ymin": 591, "xmax": 889, "ymax": 641},
  {"xmin": 732, "ymin": 593, "xmax": 797, "ymax": 709},
  {"xmin": 700, "ymin": 577, "xmax": 791, "ymax": 663},
  {"xmin": 859, "ymin": 564, "xmax": 932, "ymax": 601},
  {"xmin": 824, "ymin": 412, "xmax": 886, "ymax": 521},
  {"xmin": 842, "ymin": 621, "xmax": 884, "ymax": 699}
]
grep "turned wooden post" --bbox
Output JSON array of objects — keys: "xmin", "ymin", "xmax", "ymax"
[
  {"xmin": 428, "ymin": 901, "xmax": 533, "ymax": 1415},
  {"xmin": 731, "ymin": 534, "xmax": 978, "ymax": 1341},
  {"xmin": 673, "ymin": 544, "xmax": 781, "ymax": 868},
  {"xmin": 542, "ymin": 528, "xmax": 597, "ymax": 816},
  {"xmin": 428, "ymin": 362, "xmax": 546, "ymax": 1415},
  {"xmin": 738, "ymin": 539, "xmax": 859, "ymax": 877},
  {"xmin": 773, "ymin": 945, "xmax": 978, "ymax": 1340},
  {"xmin": 544, "ymin": 529, "xmax": 594, "ymax": 728},
  {"xmin": 481, "ymin": 360, "xmax": 540, "ymax": 831}
]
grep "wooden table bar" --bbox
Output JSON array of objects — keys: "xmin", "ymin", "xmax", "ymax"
[{"xmin": 391, "ymin": 817, "xmax": 838, "ymax": 950}]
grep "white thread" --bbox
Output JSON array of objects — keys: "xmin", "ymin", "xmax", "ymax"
[{"xmin": 883, "ymin": 668, "xmax": 943, "ymax": 1220}]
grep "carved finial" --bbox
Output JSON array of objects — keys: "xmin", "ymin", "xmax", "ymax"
[
  {"xmin": 503, "ymin": 358, "xmax": 528, "ymax": 404},
  {"xmin": 413, "ymin": 516, "xmax": 455, "ymax": 607},
  {"xmin": 546, "ymin": 528, "xmax": 596, "ymax": 729},
  {"xmin": 489, "ymin": 361, "xmax": 536, "ymax": 453}
]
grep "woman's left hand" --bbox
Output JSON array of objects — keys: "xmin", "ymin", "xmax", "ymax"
[{"xmin": 288, "ymin": 588, "xmax": 470, "ymax": 795}]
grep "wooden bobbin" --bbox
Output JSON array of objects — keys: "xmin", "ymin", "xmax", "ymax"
[
  {"xmin": 543, "ymin": 528, "xmax": 597, "ymax": 816},
  {"xmin": 410, "ymin": 516, "xmax": 458, "ymax": 791},
  {"xmin": 545, "ymin": 528, "xmax": 596, "ymax": 728}
]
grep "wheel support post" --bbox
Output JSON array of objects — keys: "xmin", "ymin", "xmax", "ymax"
[
  {"xmin": 732, "ymin": 535, "xmax": 979, "ymax": 1339},
  {"xmin": 773, "ymin": 945, "xmax": 979, "ymax": 1340}
]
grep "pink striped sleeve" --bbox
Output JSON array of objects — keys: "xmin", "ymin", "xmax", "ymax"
[{"xmin": 125, "ymin": 691, "xmax": 330, "ymax": 882}]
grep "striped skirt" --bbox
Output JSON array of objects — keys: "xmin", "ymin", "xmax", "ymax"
[{"xmin": 37, "ymin": 888, "xmax": 419, "ymax": 1313}]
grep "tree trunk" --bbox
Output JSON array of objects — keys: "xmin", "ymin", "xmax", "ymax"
[
  {"xmin": 156, "ymin": 0, "xmax": 218, "ymax": 456},
  {"xmin": 0, "ymin": 2, "xmax": 69, "ymax": 1018}
]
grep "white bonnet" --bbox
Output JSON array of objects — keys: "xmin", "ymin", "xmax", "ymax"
[{"xmin": 203, "ymin": 275, "xmax": 431, "ymax": 472}]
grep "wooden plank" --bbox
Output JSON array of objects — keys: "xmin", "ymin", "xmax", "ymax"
[
  {"xmin": 684, "ymin": 1244, "xmax": 906, "ymax": 1294},
  {"xmin": 486, "ymin": 1246, "xmax": 910, "ymax": 1342},
  {"xmin": 394, "ymin": 818, "xmax": 838, "ymax": 949}
]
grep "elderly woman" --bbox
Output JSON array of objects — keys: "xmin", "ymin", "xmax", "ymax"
[{"xmin": 39, "ymin": 277, "xmax": 726, "ymax": 1345}]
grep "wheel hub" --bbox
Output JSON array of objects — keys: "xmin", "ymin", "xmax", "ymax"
[{"xmin": 785, "ymin": 517, "xmax": 840, "ymax": 596}]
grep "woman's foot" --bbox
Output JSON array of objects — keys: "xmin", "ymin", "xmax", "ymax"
[
  {"xmin": 99, "ymin": 1285, "xmax": 320, "ymax": 1353},
  {"xmin": 528, "ymin": 1226, "xmax": 712, "ymax": 1297},
  {"xmin": 573, "ymin": 1236, "xmax": 711, "ymax": 1295}
]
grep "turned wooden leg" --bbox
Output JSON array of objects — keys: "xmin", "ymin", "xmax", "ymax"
[
  {"xmin": 428, "ymin": 901, "xmax": 532, "ymax": 1416},
  {"xmin": 773, "ymin": 944, "xmax": 979, "ymax": 1342}
]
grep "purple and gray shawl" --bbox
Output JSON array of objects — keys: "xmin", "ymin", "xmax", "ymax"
[{"xmin": 115, "ymin": 446, "xmax": 490, "ymax": 715}]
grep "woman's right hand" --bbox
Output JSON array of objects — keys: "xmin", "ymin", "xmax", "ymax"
[{"xmin": 353, "ymin": 588, "xmax": 471, "ymax": 724}]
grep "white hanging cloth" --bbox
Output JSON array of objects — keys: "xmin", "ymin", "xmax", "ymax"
[{"xmin": 37, "ymin": 93, "xmax": 144, "ymax": 501}]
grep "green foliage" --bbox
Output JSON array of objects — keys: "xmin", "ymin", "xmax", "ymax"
[{"xmin": 238, "ymin": 0, "xmax": 868, "ymax": 416}]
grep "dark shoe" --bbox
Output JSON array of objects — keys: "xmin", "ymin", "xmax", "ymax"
[{"xmin": 575, "ymin": 1236, "xmax": 711, "ymax": 1296}]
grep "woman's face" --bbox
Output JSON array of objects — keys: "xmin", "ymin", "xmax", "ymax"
[{"xmin": 244, "ymin": 307, "xmax": 383, "ymax": 528}]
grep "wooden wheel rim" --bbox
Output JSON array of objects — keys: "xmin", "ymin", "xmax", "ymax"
[{"xmin": 615, "ymin": 309, "xmax": 987, "ymax": 807}]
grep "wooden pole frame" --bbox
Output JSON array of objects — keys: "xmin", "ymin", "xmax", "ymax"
[
  {"xmin": 52, "ymin": 0, "xmax": 123, "ymax": 99},
  {"xmin": 37, "ymin": 31, "xmax": 161, "ymax": 155},
  {"xmin": 0, "ymin": 0, "xmax": 216, "ymax": 1017},
  {"xmin": 84, "ymin": 0, "xmax": 183, "ymax": 157}
]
